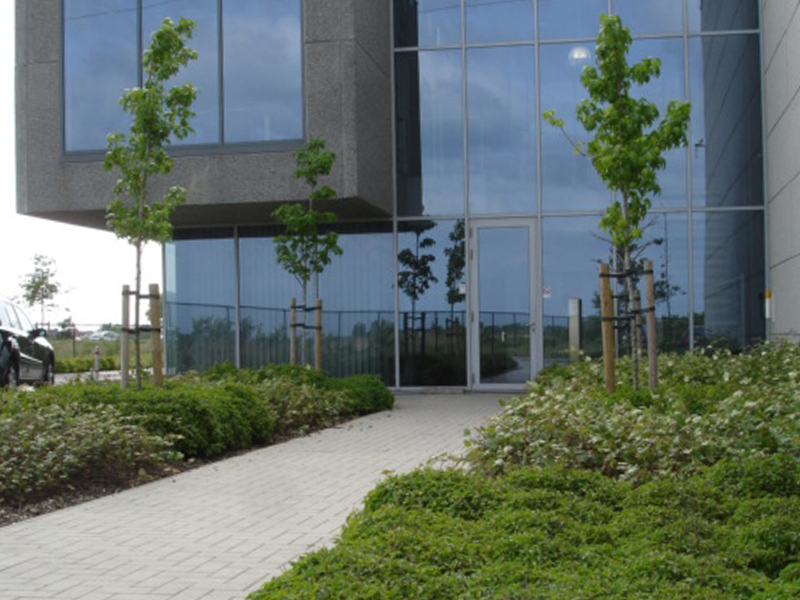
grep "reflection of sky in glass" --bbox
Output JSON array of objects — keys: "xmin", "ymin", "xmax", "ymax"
[
  {"xmin": 628, "ymin": 38, "xmax": 687, "ymax": 208},
  {"xmin": 64, "ymin": 0, "xmax": 137, "ymax": 151},
  {"xmin": 540, "ymin": 42, "xmax": 608, "ymax": 211},
  {"xmin": 538, "ymin": 0, "xmax": 606, "ymax": 40},
  {"xmin": 611, "ymin": 0, "xmax": 683, "ymax": 36},
  {"xmin": 419, "ymin": 51, "xmax": 465, "ymax": 216},
  {"xmin": 395, "ymin": 0, "xmax": 461, "ymax": 47},
  {"xmin": 143, "ymin": 0, "xmax": 219, "ymax": 145},
  {"xmin": 468, "ymin": 46, "xmax": 536, "ymax": 215},
  {"xmin": 543, "ymin": 214, "xmax": 689, "ymax": 317},
  {"xmin": 466, "ymin": 0, "xmax": 533, "ymax": 44},
  {"xmin": 223, "ymin": 0, "xmax": 303, "ymax": 143},
  {"xmin": 478, "ymin": 227, "xmax": 529, "ymax": 313}
]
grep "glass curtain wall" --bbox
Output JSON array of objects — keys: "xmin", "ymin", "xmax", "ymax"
[
  {"xmin": 394, "ymin": 0, "xmax": 765, "ymax": 380},
  {"xmin": 164, "ymin": 0, "xmax": 765, "ymax": 386}
]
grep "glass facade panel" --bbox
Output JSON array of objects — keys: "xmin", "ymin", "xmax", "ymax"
[
  {"xmin": 538, "ymin": 0, "xmax": 606, "ymax": 40},
  {"xmin": 64, "ymin": 0, "xmax": 137, "ymax": 152},
  {"xmin": 396, "ymin": 51, "xmax": 465, "ymax": 217},
  {"xmin": 688, "ymin": 0, "xmax": 759, "ymax": 33},
  {"xmin": 223, "ymin": 0, "xmax": 303, "ymax": 143},
  {"xmin": 466, "ymin": 0, "xmax": 533, "ymax": 44},
  {"xmin": 542, "ymin": 216, "xmax": 608, "ymax": 364},
  {"xmin": 540, "ymin": 43, "xmax": 609, "ymax": 212},
  {"xmin": 165, "ymin": 231, "xmax": 237, "ymax": 373},
  {"xmin": 477, "ymin": 226, "xmax": 531, "ymax": 384},
  {"xmin": 142, "ymin": 0, "xmax": 219, "ymax": 145},
  {"xmin": 693, "ymin": 211, "xmax": 765, "ymax": 350},
  {"xmin": 399, "ymin": 220, "xmax": 467, "ymax": 386},
  {"xmin": 239, "ymin": 232, "xmax": 297, "ymax": 369},
  {"xmin": 467, "ymin": 46, "xmax": 537, "ymax": 215},
  {"xmin": 611, "ymin": 0, "xmax": 684, "ymax": 36},
  {"xmin": 394, "ymin": 0, "xmax": 462, "ymax": 48},
  {"xmin": 689, "ymin": 35, "xmax": 763, "ymax": 207},
  {"xmin": 629, "ymin": 38, "xmax": 688, "ymax": 208}
]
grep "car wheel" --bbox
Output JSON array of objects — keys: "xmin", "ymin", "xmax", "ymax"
[
  {"xmin": 43, "ymin": 359, "xmax": 55, "ymax": 385},
  {"xmin": 3, "ymin": 360, "xmax": 19, "ymax": 389}
]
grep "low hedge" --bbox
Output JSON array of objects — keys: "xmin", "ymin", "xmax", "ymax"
[
  {"xmin": 250, "ymin": 461, "xmax": 800, "ymax": 599},
  {"xmin": 0, "ymin": 395, "xmax": 180, "ymax": 504},
  {"xmin": 2, "ymin": 363, "xmax": 394, "ymax": 507}
]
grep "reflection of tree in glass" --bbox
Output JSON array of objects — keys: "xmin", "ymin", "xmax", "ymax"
[
  {"xmin": 398, "ymin": 221, "xmax": 438, "ymax": 355},
  {"xmin": 443, "ymin": 219, "xmax": 465, "ymax": 353}
]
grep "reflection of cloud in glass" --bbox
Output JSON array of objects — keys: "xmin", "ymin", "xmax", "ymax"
[
  {"xmin": 568, "ymin": 46, "xmax": 592, "ymax": 65},
  {"xmin": 419, "ymin": 51, "xmax": 465, "ymax": 215},
  {"xmin": 64, "ymin": 0, "xmax": 138, "ymax": 151},
  {"xmin": 467, "ymin": 46, "xmax": 536, "ymax": 214},
  {"xmin": 466, "ymin": 0, "xmax": 534, "ymax": 44},
  {"xmin": 224, "ymin": 1, "xmax": 303, "ymax": 143},
  {"xmin": 538, "ymin": 0, "xmax": 606, "ymax": 40},
  {"xmin": 143, "ymin": 0, "xmax": 220, "ymax": 145},
  {"xmin": 611, "ymin": 0, "xmax": 683, "ymax": 35}
]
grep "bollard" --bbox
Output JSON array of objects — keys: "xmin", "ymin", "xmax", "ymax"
[{"xmin": 93, "ymin": 345, "xmax": 100, "ymax": 381}]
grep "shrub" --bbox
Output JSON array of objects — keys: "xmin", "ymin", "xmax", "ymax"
[
  {"xmin": 327, "ymin": 374, "xmax": 394, "ymax": 414},
  {"xmin": 34, "ymin": 380, "xmax": 274, "ymax": 459},
  {"xmin": 467, "ymin": 343, "xmax": 800, "ymax": 484},
  {"xmin": 0, "ymin": 395, "xmax": 179, "ymax": 503}
]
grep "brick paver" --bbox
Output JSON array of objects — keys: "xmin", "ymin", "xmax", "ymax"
[{"xmin": 0, "ymin": 393, "xmax": 504, "ymax": 600}]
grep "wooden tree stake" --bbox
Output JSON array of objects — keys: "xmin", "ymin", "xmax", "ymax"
[
  {"xmin": 599, "ymin": 263, "xmax": 616, "ymax": 393},
  {"xmin": 121, "ymin": 285, "xmax": 130, "ymax": 389},
  {"xmin": 290, "ymin": 298, "xmax": 297, "ymax": 365},
  {"xmin": 149, "ymin": 283, "xmax": 163, "ymax": 387},
  {"xmin": 644, "ymin": 259, "xmax": 658, "ymax": 391},
  {"xmin": 315, "ymin": 298, "xmax": 323, "ymax": 372}
]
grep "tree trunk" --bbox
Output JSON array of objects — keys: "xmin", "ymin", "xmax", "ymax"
[
  {"xmin": 620, "ymin": 192, "xmax": 639, "ymax": 390},
  {"xmin": 301, "ymin": 282, "xmax": 308, "ymax": 365}
]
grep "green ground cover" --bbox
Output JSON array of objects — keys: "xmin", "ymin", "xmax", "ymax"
[{"xmin": 251, "ymin": 343, "xmax": 800, "ymax": 599}]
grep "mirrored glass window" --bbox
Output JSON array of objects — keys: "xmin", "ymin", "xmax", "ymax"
[
  {"xmin": 688, "ymin": 0, "xmax": 759, "ymax": 32},
  {"xmin": 467, "ymin": 46, "xmax": 537, "ymax": 215},
  {"xmin": 394, "ymin": 0, "xmax": 462, "ymax": 48},
  {"xmin": 689, "ymin": 35, "xmax": 763, "ymax": 207},
  {"xmin": 142, "ymin": 0, "xmax": 219, "ymax": 145},
  {"xmin": 64, "ymin": 0, "xmax": 137, "ymax": 152},
  {"xmin": 223, "ymin": 0, "xmax": 303, "ymax": 143},
  {"xmin": 629, "ymin": 38, "xmax": 688, "ymax": 208},
  {"xmin": 611, "ymin": 0, "xmax": 684, "ymax": 36},
  {"xmin": 238, "ymin": 224, "xmax": 395, "ymax": 383},
  {"xmin": 466, "ymin": 0, "xmax": 533, "ymax": 44},
  {"xmin": 693, "ymin": 211, "xmax": 765, "ymax": 350},
  {"xmin": 165, "ymin": 231, "xmax": 237, "ymax": 372},
  {"xmin": 538, "ymin": 0, "xmax": 606, "ymax": 40},
  {"xmin": 398, "ymin": 220, "xmax": 467, "ymax": 385},
  {"xmin": 542, "ymin": 216, "xmax": 609, "ymax": 364},
  {"xmin": 540, "ymin": 43, "xmax": 609, "ymax": 212},
  {"xmin": 396, "ymin": 51, "xmax": 465, "ymax": 216}
]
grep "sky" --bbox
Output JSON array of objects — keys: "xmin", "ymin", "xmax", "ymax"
[{"xmin": 1, "ymin": 3, "xmax": 161, "ymax": 329}]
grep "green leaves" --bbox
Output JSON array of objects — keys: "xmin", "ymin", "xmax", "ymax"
[
  {"xmin": 272, "ymin": 138, "xmax": 343, "ymax": 290},
  {"xmin": 544, "ymin": 13, "xmax": 690, "ymax": 249},
  {"xmin": 104, "ymin": 17, "xmax": 198, "ymax": 247}
]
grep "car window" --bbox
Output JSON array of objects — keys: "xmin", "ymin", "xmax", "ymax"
[
  {"xmin": 0, "ymin": 301, "xmax": 21, "ymax": 330},
  {"xmin": 13, "ymin": 304, "xmax": 35, "ymax": 332}
]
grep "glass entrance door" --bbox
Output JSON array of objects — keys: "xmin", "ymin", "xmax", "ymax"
[{"xmin": 470, "ymin": 221, "xmax": 536, "ymax": 387}]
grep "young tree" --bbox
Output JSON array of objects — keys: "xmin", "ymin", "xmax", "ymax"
[
  {"xmin": 20, "ymin": 254, "xmax": 61, "ymax": 326},
  {"xmin": 104, "ymin": 17, "xmax": 198, "ymax": 389},
  {"xmin": 273, "ymin": 138, "xmax": 343, "ymax": 365},
  {"xmin": 544, "ymin": 14, "xmax": 690, "ymax": 389}
]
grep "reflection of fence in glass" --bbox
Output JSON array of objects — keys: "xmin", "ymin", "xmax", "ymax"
[
  {"xmin": 165, "ymin": 301, "xmax": 237, "ymax": 373},
  {"xmin": 166, "ymin": 301, "xmax": 395, "ymax": 383}
]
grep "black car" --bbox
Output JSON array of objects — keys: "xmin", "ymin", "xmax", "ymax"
[{"xmin": 0, "ymin": 297, "xmax": 56, "ymax": 387}]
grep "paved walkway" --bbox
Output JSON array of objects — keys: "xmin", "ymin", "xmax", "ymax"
[{"xmin": 0, "ymin": 394, "xmax": 504, "ymax": 600}]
